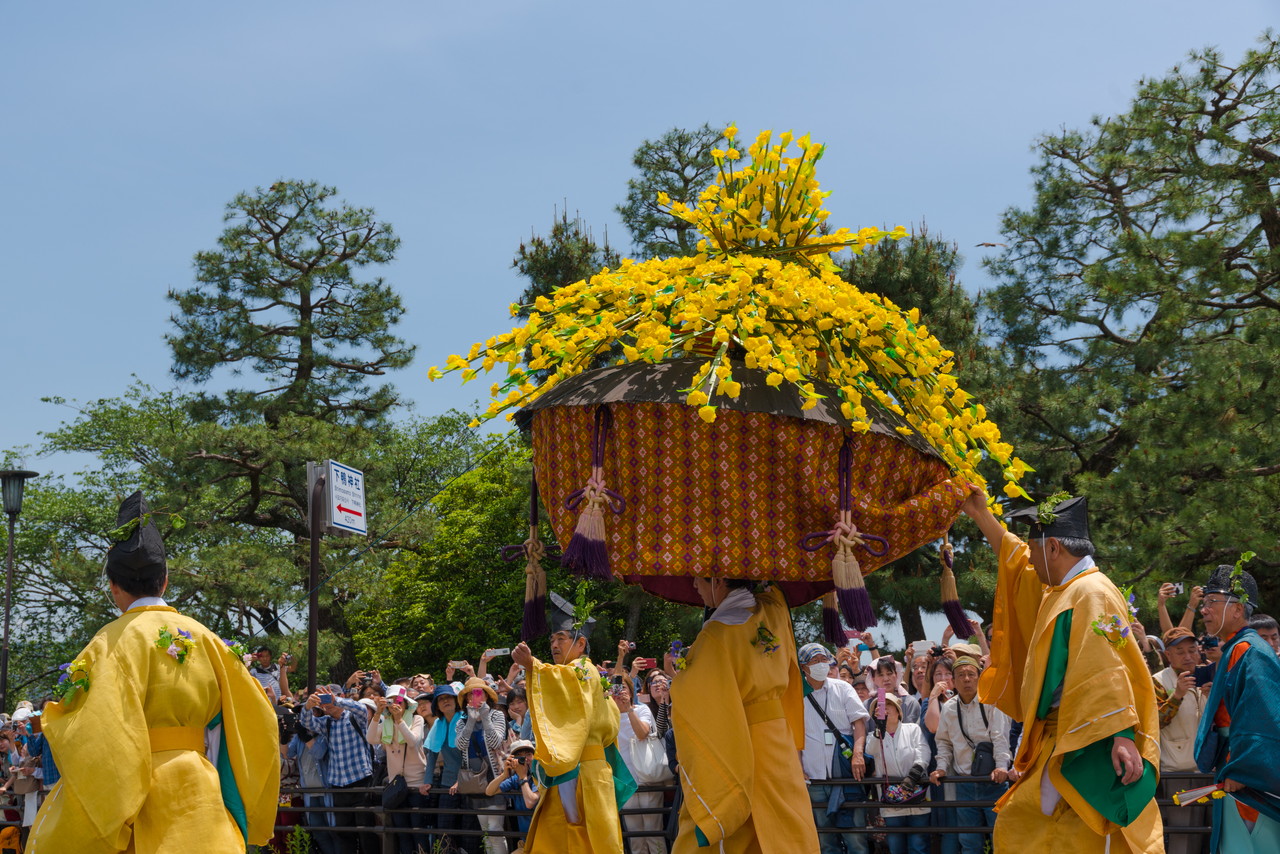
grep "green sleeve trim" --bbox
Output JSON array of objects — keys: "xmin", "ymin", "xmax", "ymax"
[
  {"xmin": 695, "ymin": 826, "xmax": 710, "ymax": 847},
  {"xmin": 208, "ymin": 712, "xmax": 249, "ymax": 841},
  {"xmin": 1060, "ymin": 727, "xmax": 1157, "ymax": 827},
  {"xmin": 1037, "ymin": 610, "xmax": 1072, "ymax": 720}
]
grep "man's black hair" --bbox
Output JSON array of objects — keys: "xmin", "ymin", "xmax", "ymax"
[
  {"xmin": 1249, "ymin": 614, "xmax": 1279, "ymax": 632},
  {"xmin": 255, "ymin": 646, "xmax": 273, "ymax": 655},
  {"xmin": 1056, "ymin": 537, "xmax": 1095, "ymax": 558},
  {"xmin": 106, "ymin": 567, "xmax": 166, "ymax": 599}
]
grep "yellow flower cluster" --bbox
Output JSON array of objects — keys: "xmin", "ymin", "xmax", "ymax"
[{"xmin": 431, "ymin": 128, "xmax": 1029, "ymax": 500}]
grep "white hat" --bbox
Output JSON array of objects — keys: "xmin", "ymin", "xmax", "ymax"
[
  {"xmin": 357, "ymin": 698, "xmax": 378, "ymax": 713},
  {"xmin": 508, "ymin": 739, "xmax": 535, "ymax": 754},
  {"xmin": 11, "ymin": 709, "xmax": 31, "ymax": 723}
]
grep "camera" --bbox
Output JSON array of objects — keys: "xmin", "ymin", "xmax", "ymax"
[
  {"xmin": 283, "ymin": 653, "xmax": 294, "ymax": 664},
  {"xmin": 930, "ymin": 645, "xmax": 944, "ymax": 657},
  {"xmin": 516, "ymin": 756, "xmax": 528, "ymax": 765},
  {"xmin": 1170, "ymin": 582, "xmax": 1184, "ymax": 595},
  {"xmin": 626, "ymin": 641, "xmax": 636, "ymax": 650},
  {"xmin": 359, "ymin": 674, "xmax": 373, "ymax": 687}
]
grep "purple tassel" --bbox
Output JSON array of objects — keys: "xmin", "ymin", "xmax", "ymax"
[
  {"xmin": 561, "ymin": 407, "xmax": 624, "ymax": 581},
  {"xmin": 837, "ymin": 585, "xmax": 878, "ymax": 632},
  {"xmin": 943, "ymin": 599, "xmax": 973, "ymax": 641},
  {"xmin": 822, "ymin": 595, "xmax": 846, "ymax": 645},
  {"xmin": 522, "ymin": 593, "xmax": 548, "ymax": 642},
  {"xmin": 561, "ymin": 535, "xmax": 613, "ymax": 581}
]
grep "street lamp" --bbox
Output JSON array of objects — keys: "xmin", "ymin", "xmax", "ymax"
[{"xmin": 0, "ymin": 470, "xmax": 38, "ymax": 713}]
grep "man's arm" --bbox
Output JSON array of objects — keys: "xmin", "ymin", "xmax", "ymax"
[{"xmin": 930, "ymin": 704, "xmax": 954, "ymax": 783}]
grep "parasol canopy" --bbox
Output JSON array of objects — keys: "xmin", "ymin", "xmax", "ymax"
[
  {"xmin": 519, "ymin": 359, "xmax": 969, "ymax": 612},
  {"xmin": 434, "ymin": 127, "xmax": 1025, "ymax": 638}
]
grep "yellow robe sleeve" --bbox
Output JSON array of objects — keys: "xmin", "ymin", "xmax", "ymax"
[
  {"xmin": 671, "ymin": 627, "xmax": 753, "ymax": 847},
  {"xmin": 529, "ymin": 657, "xmax": 592, "ymax": 777},
  {"xmin": 979, "ymin": 530, "xmax": 1045, "ymax": 721},
  {"xmin": 38, "ymin": 629, "xmax": 149, "ymax": 852},
  {"xmin": 202, "ymin": 626, "xmax": 282, "ymax": 844},
  {"xmin": 763, "ymin": 588, "xmax": 806, "ymax": 751}
]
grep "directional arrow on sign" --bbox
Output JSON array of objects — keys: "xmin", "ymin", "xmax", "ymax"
[{"xmin": 337, "ymin": 504, "xmax": 363, "ymax": 517}]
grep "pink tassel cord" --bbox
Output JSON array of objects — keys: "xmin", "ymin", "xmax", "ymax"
[{"xmin": 561, "ymin": 407, "xmax": 625, "ymax": 580}]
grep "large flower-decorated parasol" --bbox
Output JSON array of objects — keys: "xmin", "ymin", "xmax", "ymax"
[{"xmin": 433, "ymin": 127, "xmax": 1028, "ymax": 639}]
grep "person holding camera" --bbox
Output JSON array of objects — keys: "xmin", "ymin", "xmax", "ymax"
[
  {"xmin": 366, "ymin": 685, "xmax": 428, "ymax": 854},
  {"xmin": 1150, "ymin": 627, "xmax": 1208, "ymax": 854},
  {"xmin": 864, "ymin": 693, "xmax": 930, "ymax": 854},
  {"xmin": 928, "ymin": 657, "xmax": 1010, "ymax": 854},
  {"xmin": 456, "ymin": 677, "xmax": 510, "ymax": 854},
  {"xmin": 486, "ymin": 740, "xmax": 540, "ymax": 846}
]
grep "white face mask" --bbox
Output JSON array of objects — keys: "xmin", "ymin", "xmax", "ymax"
[{"xmin": 807, "ymin": 661, "xmax": 830, "ymax": 682}]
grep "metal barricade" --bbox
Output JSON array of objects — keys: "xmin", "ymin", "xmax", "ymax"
[{"xmin": 267, "ymin": 772, "xmax": 1217, "ymax": 853}]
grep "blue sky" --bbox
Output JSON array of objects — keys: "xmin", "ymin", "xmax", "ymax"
[{"xmin": 3, "ymin": 1, "xmax": 1276, "ymax": 475}]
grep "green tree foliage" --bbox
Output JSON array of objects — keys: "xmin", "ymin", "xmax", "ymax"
[
  {"xmin": 351, "ymin": 437, "xmax": 701, "ymax": 677},
  {"xmin": 512, "ymin": 207, "xmax": 619, "ymax": 313},
  {"xmin": 616, "ymin": 123, "xmax": 724, "ymax": 259},
  {"xmin": 983, "ymin": 35, "xmax": 1280, "ymax": 607},
  {"xmin": 29, "ymin": 383, "xmax": 487, "ymax": 686},
  {"xmin": 167, "ymin": 180, "xmax": 413, "ymax": 426},
  {"xmin": 840, "ymin": 231, "xmax": 1004, "ymax": 638}
]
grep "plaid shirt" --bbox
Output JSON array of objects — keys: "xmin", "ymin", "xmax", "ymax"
[{"xmin": 301, "ymin": 697, "xmax": 371, "ymax": 786}]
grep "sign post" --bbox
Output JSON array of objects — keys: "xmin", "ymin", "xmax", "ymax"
[{"xmin": 306, "ymin": 460, "xmax": 367, "ymax": 692}]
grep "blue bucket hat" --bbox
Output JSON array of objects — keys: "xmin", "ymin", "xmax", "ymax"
[{"xmin": 430, "ymin": 683, "xmax": 458, "ymax": 717}]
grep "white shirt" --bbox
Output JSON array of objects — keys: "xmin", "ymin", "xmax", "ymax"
[
  {"xmin": 934, "ymin": 694, "xmax": 1012, "ymax": 775},
  {"xmin": 616, "ymin": 701, "xmax": 655, "ymax": 775},
  {"xmin": 1058, "ymin": 555, "xmax": 1096, "ymax": 586},
  {"xmin": 127, "ymin": 596, "xmax": 167, "ymax": 610},
  {"xmin": 801, "ymin": 677, "xmax": 869, "ymax": 780}
]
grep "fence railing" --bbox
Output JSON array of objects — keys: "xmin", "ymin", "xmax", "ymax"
[{"xmin": 262, "ymin": 772, "xmax": 1216, "ymax": 852}]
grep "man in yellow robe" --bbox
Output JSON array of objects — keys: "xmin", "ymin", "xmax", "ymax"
[
  {"xmin": 512, "ymin": 591, "xmax": 634, "ymax": 854},
  {"xmin": 671, "ymin": 578, "xmax": 819, "ymax": 854},
  {"xmin": 963, "ymin": 487, "xmax": 1164, "ymax": 854},
  {"xmin": 29, "ymin": 492, "xmax": 280, "ymax": 854}
]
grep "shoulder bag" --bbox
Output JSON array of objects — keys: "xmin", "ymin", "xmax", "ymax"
[
  {"xmin": 629, "ymin": 730, "xmax": 674, "ymax": 785},
  {"xmin": 956, "ymin": 700, "xmax": 996, "ymax": 778}
]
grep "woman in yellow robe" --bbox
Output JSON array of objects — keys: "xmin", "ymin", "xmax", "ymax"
[
  {"xmin": 671, "ymin": 579, "xmax": 819, "ymax": 854},
  {"xmin": 28, "ymin": 492, "xmax": 280, "ymax": 854}
]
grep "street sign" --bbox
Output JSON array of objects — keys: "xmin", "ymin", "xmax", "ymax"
[{"xmin": 325, "ymin": 460, "xmax": 367, "ymax": 536}]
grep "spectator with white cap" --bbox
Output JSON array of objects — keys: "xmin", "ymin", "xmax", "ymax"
[{"xmin": 1152, "ymin": 627, "xmax": 1208, "ymax": 854}]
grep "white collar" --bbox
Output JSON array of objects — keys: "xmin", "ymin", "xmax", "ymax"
[
  {"xmin": 705, "ymin": 587, "xmax": 756, "ymax": 626},
  {"xmin": 1058, "ymin": 555, "xmax": 1095, "ymax": 586},
  {"xmin": 127, "ymin": 596, "xmax": 168, "ymax": 611}
]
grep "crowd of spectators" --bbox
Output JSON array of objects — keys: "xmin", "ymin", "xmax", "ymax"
[
  {"xmin": 261, "ymin": 643, "xmax": 677, "ymax": 854},
  {"xmin": 4, "ymin": 579, "xmax": 1274, "ymax": 854},
  {"xmin": 248, "ymin": 581, "xmax": 1280, "ymax": 854}
]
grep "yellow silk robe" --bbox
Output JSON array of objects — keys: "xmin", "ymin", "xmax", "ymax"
[
  {"xmin": 29, "ymin": 605, "xmax": 280, "ymax": 854},
  {"xmin": 525, "ymin": 654, "xmax": 624, "ymax": 854},
  {"xmin": 980, "ymin": 531, "xmax": 1164, "ymax": 854},
  {"xmin": 671, "ymin": 586, "xmax": 818, "ymax": 854}
]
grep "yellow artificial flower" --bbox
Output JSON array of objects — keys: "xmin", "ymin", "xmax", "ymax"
[{"xmin": 429, "ymin": 129, "xmax": 1022, "ymax": 495}]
